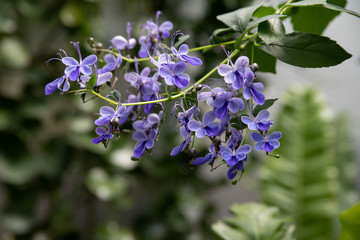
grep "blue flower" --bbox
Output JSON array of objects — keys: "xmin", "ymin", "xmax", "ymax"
[
  {"xmin": 95, "ymin": 105, "xmax": 126, "ymax": 126},
  {"xmin": 219, "ymin": 144, "xmax": 251, "ymax": 167},
  {"xmin": 251, "ymin": 131, "xmax": 282, "ymax": 152},
  {"xmin": 171, "ymin": 44, "xmax": 202, "ymax": 66},
  {"xmin": 241, "ymin": 110, "xmax": 272, "ymax": 131},
  {"xmin": 111, "ymin": 23, "xmax": 136, "ymax": 51},
  {"xmin": 170, "ymin": 126, "xmax": 192, "ymax": 156},
  {"xmin": 61, "ymin": 42, "xmax": 97, "ymax": 81},
  {"xmin": 45, "ymin": 74, "xmax": 70, "ymax": 95},
  {"xmin": 97, "ymin": 52, "xmax": 122, "ymax": 74},
  {"xmin": 243, "ymin": 70, "xmax": 265, "ymax": 105},
  {"xmin": 188, "ymin": 111, "xmax": 220, "ymax": 138},
  {"xmin": 91, "ymin": 124, "xmax": 114, "ymax": 144},
  {"xmin": 132, "ymin": 129, "xmax": 157, "ymax": 158},
  {"xmin": 217, "ymin": 56, "xmax": 249, "ymax": 90},
  {"xmin": 227, "ymin": 157, "xmax": 247, "ymax": 180},
  {"xmin": 192, "ymin": 143, "xmax": 218, "ymax": 165},
  {"xmin": 159, "ymin": 61, "xmax": 190, "ymax": 88},
  {"xmin": 213, "ymin": 92, "xmax": 244, "ymax": 119}
]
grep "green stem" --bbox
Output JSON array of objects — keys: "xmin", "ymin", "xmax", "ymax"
[
  {"xmin": 90, "ymin": 90, "xmax": 118, "ymax": 105},
  {"xmin": 189, "ymin": 40, "xmax": 235, "ymax": 52}
]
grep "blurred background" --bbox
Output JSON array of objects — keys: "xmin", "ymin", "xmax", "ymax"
[{"xmin": 0, "ymin": 0, "xmax": 359, "ymax": 240}]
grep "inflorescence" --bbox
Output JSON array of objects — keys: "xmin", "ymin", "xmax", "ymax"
[{"xmin": 45, "ymin": 11, "xmax": 281, "ymax": 182}]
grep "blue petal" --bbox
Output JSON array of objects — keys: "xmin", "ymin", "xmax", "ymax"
[
  {"xmin": 195, "ymin": 128, "xmax": 206, "ymax": 138},
  {"xmin": 133, "ymin": 141, "xmax": 146, "ymax": 158},
  {"xmin": 268, "ymin": 131, "xmax": 282, "ymax": 141},
  {"xmin": 132, "ymin": 131, "xmax": 147, "ymax": 141},
  {"xmin": 91, "ymin": 136, "xmax": 104, "ymax": 144},
  {"xmin": 181, "ymin": 55, "xmax": 202, "ymax": 66},
  {"xmin": 251, "ymin": 132, "xmax": 264, "ymax": 142},
  {"xmin": 227, "ymin": 166, "xmax": 237, "ymax": 180},
  {"xmin": 170, "ymin": 141, "xmax": 186, "ymax": 156},
  {"xmin": 45, "ymin": 78, "xmax": 60, "ymax": 95},
  {"xmin": 62, "ymin": 57, "xmax": 79, "ymax": 66},
  {"xmin": 82, "ymin": 54, "xmax": 97, "ymax": 65},
  {"xmin": 193, "ymin": 153, "xmax": 213, "ymax": 165}
]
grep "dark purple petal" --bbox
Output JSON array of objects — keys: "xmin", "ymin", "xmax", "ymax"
[
  {"xmin": 215, "ymin": 103, "xmax": 228, "ymax": 120},
  {"xmin": 232, "ymin": 71, "xmax": 243, "ymax": 90},
  {"xmin": 65, "ymin": 66, "xmax": 80, "ymax": 81},
  {"xmin": 251, "ymin": 132, "xmax": 264, "ymax": 142},
  {"xmin": 205, "ymin": 122, "xmax": 220, "ymax": 137},
  {"xmin": 173, "ymin": 74, "xmax": 189, "ymax": 88},
  {"xmin": 95, "ymin": 127, "xmax": 107, "ymax": 136},
  {"xmin": 95, "ymin": 116, "xmax": 111, "ymax": 126},
  {"xmin": 227, "ymin": 166, "xmax": 237, "ymax": 180},
  {"xmin": 213, "ymin": 97, "xmax": 227, "ymax": 108},
  {"xmin": 170, "ymin": 141, "xmax": 186, "ymax": 156},
  {"xmin": 103, "ymin": 133, "xmax": 114, "ymax": 140},
  {"xmin": 62, "ymin": 57, "xmax": 79, "ymax": 66},
  {"xmin": 264, "ymin": 142, "xmax": 275, "ymax": 152},
  {"xmin": 133, "ymin": 141, "xmax": 146, "ymax": 158},
  {"xmin": 244, "ymin": 70, "xmax": 254, "ymax": 86},
  {"xmin": 82, "ymin": 54, "xmax": 97, "ymax": 65},
  {"xmin": 251, "ymin": 87, "xmax": 265, "ymax": 105},
  {"xmin": 257, "ymin": 121, "xmax": 271, "ymax": 131},
  {"xmin": 227, "ymin": 155, "xmax": 238, "ymax": 166},
  {"xmin": 193, "ymin": 153, "xmax": 212, "ymax": 165},
  {"xmin": 91, "ymin": 135, "xmax": 104, "ymax": 144}
]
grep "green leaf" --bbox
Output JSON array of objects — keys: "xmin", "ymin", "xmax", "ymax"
[
  {"xmin": 288, "ymin": 0, "xmax": 326, "ymax": 6},
  {"xmin": 244, "ymin": 44, "xmax": 277, "ymax": 73},
  {"xmin": 86, "ymin": 74, "xmax": 97, "ymax": 90},
  {"xmin": 235, "ymin": 14, "xmax": 285, "ymax": 49},
  {"xmin": 212, "ymin": 202, "xmax": 296, "ymax": 240},
  {"xmin": 253, "ymin": 98, "xmax": 278, "ymax": 116},
  {"xmin": 258, "ymin": 17, "xmax": 286, "ymax": 44},
  {"xmin": 209, "ymin": 28, "xmax": 236, "ymax": 44},
  {"xmin": 290, "ymin": 0, "xmax": 346, "ymax": 35},
  {"xmin": 259, "ymin": 32, "xmax": 351, "ymax": 68},
  {"xmin": 217, "ymin": 4, "xmax": 261, "ymax": 32},
  {"xmin": 324, "ymin": 3, "xmax": 360, "ymax": 18},
  {"xmin": 339, "ymin": 202, "xmax": 360, "ymax": 240},
  {"xmin": 182, "ymin": 91, "xmax": 198, "ymax": 110},
  {"xmin": 253, "ymin": 6, "xmax": 276, "ymax": 18}
]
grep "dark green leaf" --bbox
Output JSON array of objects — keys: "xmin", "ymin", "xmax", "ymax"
[
  {"xmin": 217, "ymin": 4, "xmax": 262, "ymax": 32},
  {"xmin": 290, "ymin": 0, "xmax": 346, "ymax": 35},
  {"xmin": 108, "ymin": 89, "xmax": 120, "ymax": 102},
  {"xmin": 244, "ymin": 44, "xmax": 277, "ymax": 73},
  {"xmin": 86, "ymin": 74, "xmax": 97, "ymax": 90},
  {"xmin": 288, "ymin": 0, "xmax": 326, "ymax": 6},
  {"xmin": 209, "ymin": 28, "xmax": 236, "ymax": 44},
  {"xmin": 174, "ymin": 34, "xmax": 190, "ymax": 49},
  {"xmin": 324, "ymin": 3, "xmax": 360, "ymax": 18},
  {"xmin": 235, "ymin": 15, "xmax": 285, "ymax": 49},
  {"xmin": 339, "ymin": 202, "xmax": 360, "ymax": 240},
  {"xmin": 253, "ymin": 98, "xmax": 278, "ymax": 116},
  {"xmin": 253, "ymin": 6, "xmax": 276, "ymax": 18},
  {"xmin": 258, "ymin": 18, "xmax": 286, "ymax": 44},
  {"xmin": 259, "ymin": 32, "xmax": 352, "ymax": 68}
]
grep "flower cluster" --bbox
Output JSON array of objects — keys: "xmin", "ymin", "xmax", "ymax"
[{"xmin": 45, "ymin": 11, "xmax": 281, "ymax": 181}]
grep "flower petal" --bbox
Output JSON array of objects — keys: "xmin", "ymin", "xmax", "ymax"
[
  {"xmin": 100, "ymin": 106, "xmax": 115, "ymax": 116},
  {"xmin": 133, "ymin": 141, "xmax": 146, "ymax": 158},
  {"xmin": 82, "ymin": 55, "xmax": 97, "ymax": 65},
  {"xmin": 132, "ymin": 131, "xmax": 147, "ymax": 141},
  {"xmin": 268, "ymin": 131, "xmax": 282, "ymax": 141},
  {"xmin": 218, "ymin": 64, "xmax": 232, "ymax": 76},
  {"xmin": 62, "ymin": 57, "xmax": 78, "ymax": 66},
  {"xmin": 173, "ymin": 61, "xmax": 187, "ymax": 74},
  {"xmin": 203, "ymin": 111, "xmax": 216, "ymax": 125},
  {"xmin": 251, "ymin": 132, "xmax": 264, "ymax": 142}
]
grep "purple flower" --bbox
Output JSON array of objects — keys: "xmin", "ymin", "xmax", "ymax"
[
  {"xmin": 197, "ymin": 87, "xmax": 226, "ymax": 108},
  {"xmin": 170, "ymin": 126, "xmax": 192, "ymax": 156},
  {"xmin": 91, "ymin": 124, "xmax": 114, "ymax": 144},
  {"xmin": 219, "ymin": 144, "xmax": 251, "ymax": 166},
  {"xmin": 95, "ymin": 105, "xmax": 126, "ymax": 126},
  {"xmin": 132, "ymin": 129, "xmax": 157, "ymax": 158},
  {"xmin": 243, "ymin": 70, "xmax": 265, "ymax": 105},
  {"xmin": 188, "ymin": 111, "xmax": 220, "ymax": 138},
  {"xmin": 241, "ymin": 110, "xmax": 272, "ymax": 131},
  {"xmin": 138, "ymin": 11, "xmax": 173, "ymax": 57},
  {"xmin": 251, "ymin": 131, "xmax": 282, "ymax": 152},
  {"xmin": 133, "ymin": 113, "xmax": 161, "ymax": 131},
  {"xmin": 171, "ymin": 44, "xmax": 202, "ymax": 66},
  {"xmin": 80, "ymin": 71, "xmax": 113, "ymax": 87},
  {"xmin": 192, "ymin": 143, "xmax": 218, "ymax": 165},
  {"xmin": 111, "ymin": 23, "xmax": 136, "ymax": 50},
  {"xmin": 217, "ymin": 56, "xmax": 249, "ymax": 90},
  {"xmin": 61, "ymin": 42, "xmax": 97, "ymax": 81},
  {"xmin": 159, "ymin": 61, "xmax": 190, "ymax": 88},
  {"xmin": 172, "ymin": 104, "xmax": 198, "ymax": 132},
  {"xmin": 213, "ymin": 92, "xmax": 244, "ymax": 119},
  {"xmin": 227, "ymin": 127, "xmax": 243, "ymax": 150},
  {"xmin": 227, "ymin": 157, "xmax": 246, "ymax": 180},
  {"xmin": 45, "ymin": 74, "xmax": 70, "ymax": 95},
  {"xmin": 98, "ymin": 53, "xmax": 122, "ymax": 74}
]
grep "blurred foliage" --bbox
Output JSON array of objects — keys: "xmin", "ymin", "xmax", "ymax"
[
  {"xmin": 212, "ymin": 202, "xmax": 295, "ymax": 240},
  {"xmin": 339, "ymin": 201, "xmax": 360, "ymax": 240},
  {"xmin": 0, "ymin": 0, "xmax": 249, "ymax": 239},
  {"xmin": 259, "ymin": 87, "xmax": 358, "ymax": 240}
]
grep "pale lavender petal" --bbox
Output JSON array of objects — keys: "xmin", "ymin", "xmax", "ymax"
[
  {"xmin": 188, "ymin": 120, "xmax": 202, "ymax": 131},
  {"xmin": 159, "ymin": 21, "xmax": 173, "ymax": 32},
  {"xmin": 62, "ymin": 78, "xmax": 70, "ymax": 92},
  {"xmin": 178, "ymin": 44, "xmax": 189, "ymax": 55},
  {"xmin": 197, "ymin": 92, "xmax": 212, "ymax": 102},
  {"xmin": 181, "ymin": 55, "xmax": 202, "ymax": 66},
  {"xmin": 234, "ymin": 56, "xmax": 249, "ymax": 71},
  {"xmin": 141, "ymin": 67, "xmax": 151, "ymax": 77},
  {"xmin": 147, "ymin": 113, "xmax": 160, "ymax": 125},
  {"xmin": 270, "ymin": 140, "xmax": 280, "ymax": 149},
  {"xmin": 104, "ymin": 54, "xmax": 116, "ymax": 64},
  {"xmin": 145, "ymin": 140, "xmax": 154, "ymax": 149},
  {"xmin": 243, "ymin": 87, "xmax": 251, "ymax": 100},
  {"xmin": 219, "ymin": 146, "xmax": 232, "ymax": 155},
  {"xmin": 149, "ymin": 129, "xmax": 157, "ymax": 140},
  {"xmin": 80, "ymin": 65, "xmax": 92, "ymax": 75},
  {"xmin": 218, "ymin": 64, "xmax": 232, "ymax": 76},
  {"xmin": 255, "ymin": 142, "xmax": 264, "ymax": 151},
  {"xmin": 82, "ymin": 55, "xmax": 97, "ymax": 65},
  {"xmin": 165, "ymin": 76, "xmax": 175, "ymax": 86},
  {"xmin": 221, "ymin": 152, "xmax": 233, "ymax": 163},
  {"xmin": 96, "ymin": 72, "xmax": 112, "ymax": 86},
  {"xmin": 62, "ymin": 57, "xmax": 78, "ymax": 66},
  {"xmin": 257, "ymin": 110, "xmax": 270, "ymax": 121},
  {"xmin": 224, "ymin": 71, "xmax": 236, "ymax": 84},
  {"xmin": 45, "ymin": 78, "xmax": 60, "ymax": 95},
  {"xmin": 103, "ymin": 133, "xmax": 114, "ymax": 140},
  {"xmin": 95, "ymin": 127, "xmax": 107, "ymax": 136},
  {"xmin": 195, "ymin": 128, "xmax": 206, "ymax": 138},
  {"xmin": 95, "ymin": 116, "xmax": 111, "ymax": 126},
  {"xmin": 253, "ymin": 82, "xmax": 264, "ymax": 91},
  {"xmin": 244, "ymin": 70, "xmax": 254, "ymax": 85},
  {"xmin": 111, "ymin": 35, "xmax": 128, "ymax": 49},
  {"xmin": 268, "ymin": 131, "xmax": 282, "ymax": 141},
  {"xmin": 159, "ymin": 66, "xmax": 172, "ymax": 77},
  {"xmin": 128, "ymin": 38, "xmax": 136, "ymax": 49},
  {"xmin": 236, "ymin": 144, "xmax": 251, "ymax": 155},
  {"xmin": 100, "ymin": 106, "xmax": 115, "ymax": 116},
  {"xmin": 241, "ymin": 116, "xmax": 254, "ymax": 125}
]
